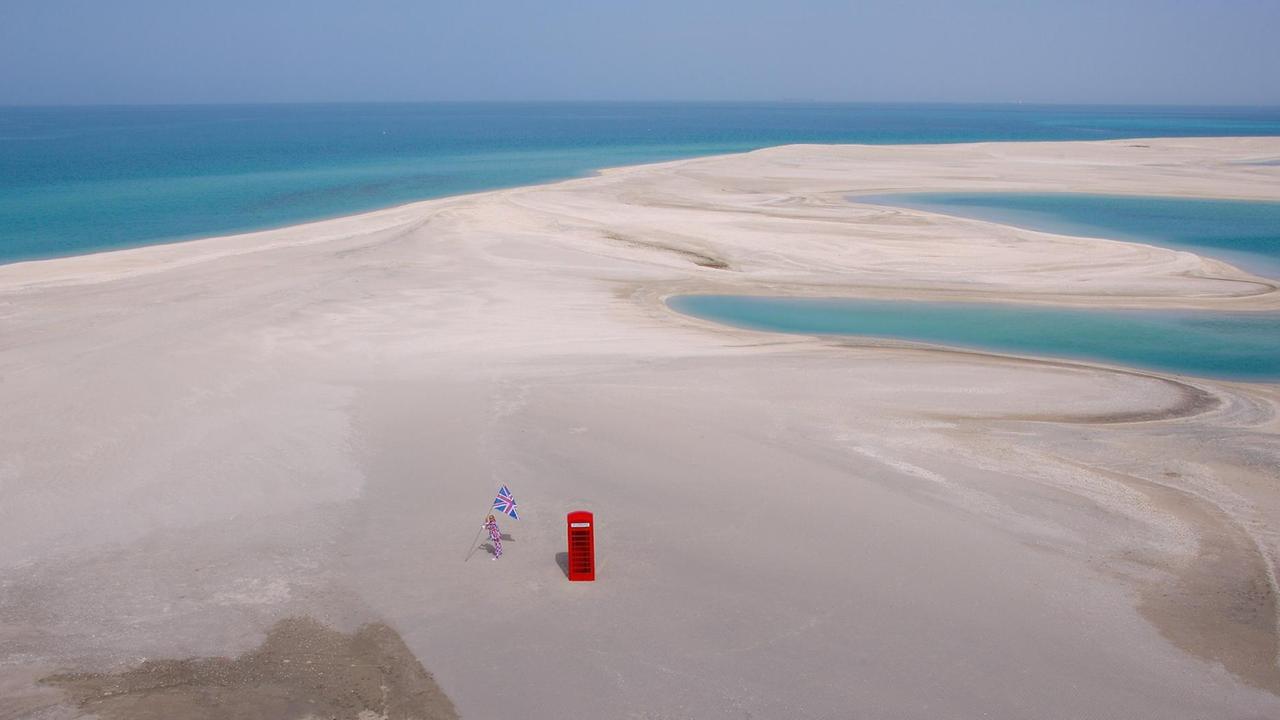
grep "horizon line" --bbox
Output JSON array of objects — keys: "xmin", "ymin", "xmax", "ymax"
[{"xmin": 3, "ymin": 99, "xmax": 1280, "ymax": 110}]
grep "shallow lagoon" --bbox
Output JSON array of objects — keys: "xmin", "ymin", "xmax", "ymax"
[
  {"xmin": 669, "ymin": 295, "xmax": 1280, "ymax": 381},
  {"xmin": 856, "ymin": 193, "xmax": 1280, "ymax": 277}
]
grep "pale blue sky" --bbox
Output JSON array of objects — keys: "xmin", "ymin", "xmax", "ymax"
[{"xmin": 2, "ymin": 0, "xmax": 1277, "ymax": 105}]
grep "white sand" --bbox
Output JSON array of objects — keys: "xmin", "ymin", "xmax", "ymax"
[{"xmin": 2, "ymin": 137, "xmax": 1280, "ymax": 719}]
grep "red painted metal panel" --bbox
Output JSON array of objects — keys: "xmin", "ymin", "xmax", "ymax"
[{"xmin": 566, "ymin": 510, "xmax": 595, "ymax": 581}]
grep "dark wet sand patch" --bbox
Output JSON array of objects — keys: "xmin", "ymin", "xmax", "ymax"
[
  {"xmin": 41, "ymin": 617, "xmax": 459, "ymax": 720},
  {"xmin": 1060, "ymin": 463, "xmax": 1280, "ymax": 694},
  {"xmin": 604, "ymin": 231, "xmax": 731, "ymax": 270},
  {"xmin": 1000, "ymin": 373, "xmax": 1219, "ymax": 425},
  {"xmin": 1131, "ymin": 477, "xmax": 1280, "ymax": 694},
  {"xmin": 827, "ymin": 339, "xmax": 1223, "ymax": 424}
]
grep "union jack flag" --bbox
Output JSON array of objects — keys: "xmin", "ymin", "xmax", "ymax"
[{"xmin": 492, "ymin": 485, "xmax": 519, "ymax": 520}]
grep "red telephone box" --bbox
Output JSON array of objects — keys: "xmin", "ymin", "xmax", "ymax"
[{"xmin": 566, "ymin": 510, "xmax": 595, "ymax": 581}]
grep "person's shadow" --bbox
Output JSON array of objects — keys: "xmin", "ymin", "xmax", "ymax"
[{"xmin": 483, "ymin": 534, "xmax": 514, "ymax": 557}]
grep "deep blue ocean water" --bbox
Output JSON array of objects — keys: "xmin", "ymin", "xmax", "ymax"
[
  {"xmin": 4, "ymin": 102, "xmax": 1280, "ymax": 264},
  {"xmin": 669, "ymin": 295, "xmax": 1280, "ymax": 381},
  {"xmin": 857, "ymin": 193, "xmax": 1280, "ymax": 277}
]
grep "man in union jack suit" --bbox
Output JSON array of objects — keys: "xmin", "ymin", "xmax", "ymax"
[{"xmin": 483, "ymin": 514, "xmax": 503, "ymax": 560}]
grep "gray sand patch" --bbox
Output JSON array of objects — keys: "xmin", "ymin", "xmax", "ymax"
[
  {"xmin": 1132, "ymin": 479, "xmax": 1280, "ymax": 694},
  {"xmin": 40, "ymin": 617, "xmax": 459, "ymax": 720},
  {"xmin": 604, "ymin": 231, "xmax": 731, "ymax": 270}
]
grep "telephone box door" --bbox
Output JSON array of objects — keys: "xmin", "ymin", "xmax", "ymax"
[{"xmin": 566, "ymin": 510, "xmax": 595, "ymax": 581}]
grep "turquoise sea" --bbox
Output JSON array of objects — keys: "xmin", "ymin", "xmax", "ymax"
[
  {"xmin": 4, "ymin": 103, "xmax": 1280, "ymax": 264},
  {"xmin": 669, "ymin": 295, "xmax": 1280, "ymax": 381},
  {"xmin": 857, "ymin": 193, "xmax": 1280, "ymax": 277}
]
